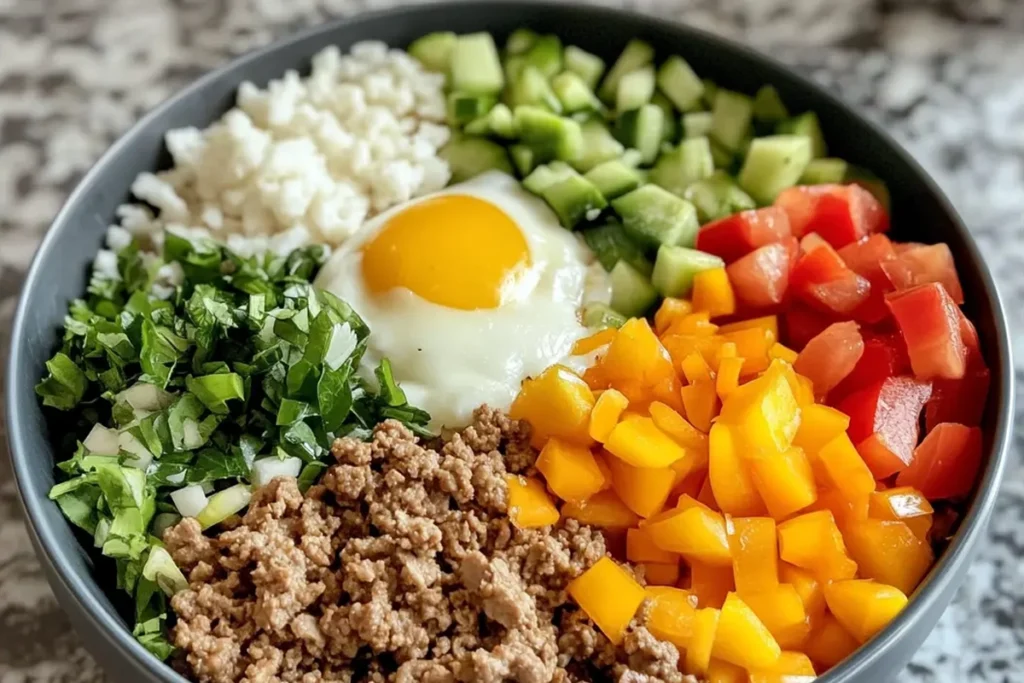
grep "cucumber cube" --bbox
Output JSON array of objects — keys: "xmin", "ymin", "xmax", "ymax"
[
  {"xmin": 582, "ymin": 221, "xmax": 654, "ymax": 276},
  {"xmin": 702, "ymin": 78, "xmax": 719, "ymax": 108},
  {"xmin": 522, "ymin": 161, "xmax": 578, "ymax": 195},
  {"xmin": 598, "ymin": 39, "xmax": 655, "ymax": 104},
  {"xmin": 572, "ymin": 119, "xmax": 624, "ymax": 173},
  {"xmin": 440, "ymin": 137, "xmax": 513, "ymax": 183},
  {"xmin": 616, "ymin": 104, "xmax": 664, "ymax": 165},
  {"xmin": 652, "ymin": 245, "xmax": 724, "ymax": 297},
  {"xmin": 621, "ymin": 149, "xmax": 644, "ymax": 167},
  {"xmin": 612, "ymin": 184, "xmax": 699, "ymax": 249},
  {"xmin": 408, "ymin": 31, "xmax": 457, "ymax": 74},
  {"xmin": 505, "ymin": 28, "xmax": 538, "ymax": 56},
  {"xmin": 541, "ymin": 175, "xmax": 608, "ymax": 229},
  {"xmin": 447, "ymin": 92, "xmax": 496, "ymax": 126},
  {"xmin": 504, "ymin": 55, "xmax": 526, "ymax": 83},
  {"xmin": 711, "ymin": 88, "xmax": 754, "ymax": 151},
  {"xmin": 649, "ymin": 136, "xmax": 715, "ymax": 197},
  {"xmin": 657, "ymin": 56, "xmax": 705, "ymax": 112},
  {"xmin": 487, "ymin": 103, "xmax": 516, "ymax": 138},
  {"xmin": 564, "ymin": 45, "xmax": 606, "ymax": 90},
  {"xmin": 737, "ymin": 135, "xmax": 813, "ymax": 205},
  {"xmin": 710, "ymin": 138, "xmax": 734, "ymax": 169},
  {"xmin": 583, "ymin": 302, "xmax": 628, "ymax": 329},
  {"xmin": 508, "ymin": 65, "xmax": 562, "ymax": 112},
  {"xmin": 777, "ymin": 112, "xmax": 827, "ymax": 158},
  {"xmin": 524, "ymin": 34, "xmax": 563, "ymax": 78},
  {"xmin": 683, "ymin": 171, "xmax": 757, "ymax": 223},
  {"xmin": 551, "ymin": 71, "xmax": 601, "ymax": 114},
  {"xmin": 451, "ymin": 33, "xmax": 504, "ymax": 95},
  {"xmin": 616, "ymin": 66, "xmax": 656, "ymax": 114},
  {"xmin": 584, "ymin": 159, "xmax": 643, "ymax": 200},
  {"xmin": 800, "ymin": 157, "xmax": 849, "ymax": 185},
  {"xmin": 514, "ymin": 106, "xmax": 583, "ymax": 162},
  {"xmin": 610, "ymin": 261, "xmax": 659, "ymax": 317},
  {"xmin": 683, "ymin": 111, "xmax": 714, "ymax": 139},
  {"xmin": 753, "ymin": 85, "xmax": 790, "ymax": 122},
  {"xmin": 651, "ymin": 91, "xmax": 680, "ymax": 144},
  {"xmin": 509, "ymin": 144, "xmax": 538, "ymax": 177},
  {"xmin": 463, "ymin": 116, "xmax": 491, "ymax": 136}
]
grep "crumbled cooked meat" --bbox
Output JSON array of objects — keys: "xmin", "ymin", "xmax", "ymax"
[{"xmin": 168, "ymin": 407, "xmax": 691, "ymax": 683}]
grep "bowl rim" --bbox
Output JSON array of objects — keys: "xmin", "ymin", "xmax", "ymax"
[{"xmin": 5, "ymin": 1, "xmax": 1014, "ymax": 681}]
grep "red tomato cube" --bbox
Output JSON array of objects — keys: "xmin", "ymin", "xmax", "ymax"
[
  {"xmin": 782, "ymin": 305, "xmax": 836, "ymax": 350},
  {"xmin": 775, "ymin": 184, "xmax": 889, "ymax": 248},
  {"xmin": 839, "ymin": 234, "xmax": 898, "ymax": 323},
  {"xmin": 957, "ymin": 308, "xmax": 985, "ymax": 371},
  {"xmin": 882, "ymin": 243, "xmax": 965, "ymax": 305},
  {"xmin": 830, "ymin": 332, "xmax": 911, "ymax": 401},
  {"xmin": 896, "ymin": 423, "xmax": 983, "ymax": 500},
  {"xmin": 837, "ymin": 376, "xmax": 933, "ymax": 478},
  {"xmin": 794, "ymin": 321, "xmax": 865, "ymax": 399},
  {"xmin": 696, "ymin": 207, "xmax": 792, "ymax": 263},
  {"xmin": 886, "ymin": 283, "xmax": 966, "ymax": 380},
  {"xmin": 726, "ymin": 239, "xmax": 797, "ymax": 310},
  {"xmin": 790, "ymin": 241, "xmax": 872, "ymax": 316},
  {"xmin": 926, "ymin": 368, "xmax": 990, "ymax": 431}
]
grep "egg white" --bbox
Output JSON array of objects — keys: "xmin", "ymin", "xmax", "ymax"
[{"xmin": 315, "ymin": 171, "xmax": 608, "ymax": 430}]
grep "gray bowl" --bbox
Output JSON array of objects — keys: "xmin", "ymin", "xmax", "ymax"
[{"xmin": 5, "ymin": 2, "xmax": 1014, "ymax": 682}]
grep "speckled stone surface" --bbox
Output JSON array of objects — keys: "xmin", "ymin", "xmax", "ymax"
[{"xmin": 1, "ymin": 0, "xmax": 1022, "ymax": 681}]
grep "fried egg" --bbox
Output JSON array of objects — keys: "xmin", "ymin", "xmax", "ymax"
[{"xmin": 315, "ymin": 171, "xmax": 609, "ymax": 430}]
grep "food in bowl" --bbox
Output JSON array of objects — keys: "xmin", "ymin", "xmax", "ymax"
[{"xmin": 32, "ymin": 26, "xmax": 989, "ymax": 683}]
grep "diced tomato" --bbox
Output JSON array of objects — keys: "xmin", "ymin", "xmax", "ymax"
[
  {"xmin": 790, "ymin": 241, "xmax": 872, "ymax": 316},
  {"xmin": 957, "ymin": 308, "xmax": 984, "ymax": 370},
  {"xmin": 782, "ymin": 304, "xmax": 835, "ymax": 350},
  {"xmin": 926, "ymin": 368, "xmax": 990, "ymax": 431},
  {"xmin": 726, "ymin": 239, "xmax": 797, "ymax": 310},
  {"xmin": 775, "ymin": 184, "xmax": 889, "ymax": 248},
  {"xmin": 837, "ymin": 376, "xmax": 933, "ymax": 478},
  {"xmin": 839, "ymin": 234, "xmax": 898, "ymax": 323},
  {"xmin": 881, "ymin": 243, "xmax": 965, "ymax": 305},
  {"xmin": 893, "ymin": 241, "xmax": 926, "ymax": 254},
  {"xmin": 830, "ymin": 332, "xmax": 911, "ymax": 401},
  {"xmin": 896, "ymin": 423, "xmax": 983, "ymax": 500},
  {"xmin": 794, "ymin": 321, "xmax": 865, "ymax": 399},
  {"xmin": 800, "ymin": 232, "xmax": 829, "ymax": 254},
  {"xmin": 886, "ymin": 283, "xmax": 966, "ymax": 380},
  {"xmin": 696, "ymin": 207, "xmax": 792, "ymax": 263}
]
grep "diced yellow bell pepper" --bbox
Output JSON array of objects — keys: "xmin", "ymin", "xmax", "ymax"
[
  {"xmin": 650, "ymin": 401, "xmax": 710, "ymax": 456},
  {"xmin": 718, "ymin": 315, "xmax": 779, "ymax": 341},
  {"xmin": 777, "ymin": 510, "xmax": 858, "ymax": 582},
  {"xmin": 645, "ymin": 504, "xmax": 732, "ymax": 566},
  {"xmin": 843, "ymin": 519, "xmax": 934, "ymax": 595},
  {"xmin": 741, "ymin": 584, "xmax": 809, "ymax": 648},
  {"xmin": 642, "ymin": 562, "xmax": 681, "ymax": 586},
  {"xmin": 809, "ymin": 487, "xmax": 870, "ymax": 529},
  {"xmin": 728, "ymin": 516, "xmax": 779, "ymax": 596},
  {"xmin": 719, "ymin": 370, "xmax": 800, "ymax": 456},
  {"xmin": 510, "ymin": 365, "xmax": 596, "ymax": 449},
  {"xmin": 749, "ymin": 446, "xmax": 818, "ymax": 520},
  {"xmin": 706, "ymin": 659, "xmax": 748, "ymax": 683},
  {"xmin": 572, "ymin": 327, "xmax": 617, "ymax": 355},
  {"xmin": 816, "ymin": 433, "xmax": 876, "ymax": 505},
  {"xmin": 697, "ymin": 476, "xmax": 721, "ymax": 511},
  {"xmin": 793, "ymin": 403, "xmax": 851, "ymax": 455},
  {"xmin": 720, "ymin": 326, "xmax": 773, "ymax": 375},
  {"xmin": 716, "ymin": 341, "xmax": 739, "ymax": 360},
  {"xmin": 749, "ymin": 651, "xmax": 816, "ymax": 682},
  {"xmin": 715, "ymin": 356, "xmax": 744, "ymax": 399},
  {"xmin": 505, "ymin": 475, "xmax": 560, "ymax": 528},
  {"xmin": 824, "ymin": 579, "xmax": 908, "ymax": 643},
  {"xmin": 768, "ymin": 342, "xmax": 799, "ymax": 364},
  {"xmin": 588, "ymin": 387, "xmax": 629, "ymax": 443},
  {"xmin": 693, "ymin": 267, "xmax": 737, "ymax": 319},
  {"xmin": 627, "ymin": 527, "xmax": 679, "ymax": 564},
  {"xmin": 711, "ymin": 592, "xmax": 782, "ymax": 670},
  {"xmin": 795, "ymin": 375, "xmax": 815, "ymax": 406},
  {"xmin": 869, "ymin": 487, "xmax": 934, "ymax": 540},
  {"xmin": 685, "ymin": 607, "xmax": 721, "ymax": 677},
  {"xmin": 666, "ymin": 310, "xmax": 719, "ymax": 337},
  {"xmin": 681, "ymin": 379, "xmax": 720, "ymax": 433},
  {"xmin": 645, "ymin": 586, "xmax": 698, "ymax": 648},
  {"xmin": 592, "ymin": 451, "xmax": 615, "ymax": 491},
  {"xmin": 690, "ymin": 559, "xmax": 735, "ymax": 609},
  {"xmin": 779, "ymin": 562, "xmax": 826, "ymax": 624},
  {"xmin": 535, "ymin": 438, "xmax": 607, "ymax": 503},
  {"xmin": 601, "ymin": 318, "xmax": 681, "ymax": 409},
  {"xmin": 682, "ymin": 351, "xmax": 714, "ymax": 384},
  {"xmin": 605, "ymin": 454, "xmax": 677, "ymax": 519},
  {"xmin": 562, "ymin": 490, "xmax": 640, "ymax": 528},
  {"xmin": 804, "ymin": 613, "xmax": 859, "ymax": 669},
  {"xmin": 655, "ymin": 297, "xmax": 694, "ymax": 334},
  {"xmin": 767, "ymin": 358, "xmax": 815, "ymax": 408},
  {"xmin": 709, "ymin": 423, "xmax": 767, "ymax": 517},
  {"xmin": 604, "ymin": 414, "xmax": 688, "ymax": 468},
  {"xmin": 568, "ymin": 557, "xmax": 646, "ymax": 645}
]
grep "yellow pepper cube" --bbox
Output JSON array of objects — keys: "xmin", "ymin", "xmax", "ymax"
[
  {"xmin": 719, "ymin": 370, "xmax": 801, "ymax": 457},
  {"xmin": 824, "ymin": 579, "xmax": 908, "ymax": 643},
  {"xmin": 777, "ymin": 510, "xmax": 858, "ymax": 582},
  {"xmin": 649, "ymin": 401, "xmax": 710, "ymax": 456},
  {"xmin": 604, "ymin": 415, "xmax": 688, "ymax": 468},
  {"xmin": 793, "ymin": 403, "xmax": 850, "ymax": 455},
  {"xmin": 692, "ymin": 267, "xmax": 737, "ymax": 319},
  {"xmin": 749, "ymin": 651, "xmax": 816, "ymax": 682},
  {"xmin": 749, "ymin": 446, "xmax": 818, "ymax": 520},
  {"xmin": 728, "ymin": 516, "xmax": 779, "ymax": 596},
  {"xmin": 568, "ymin": 557, "xmax": 647, "ymax": 645},
  {"xmin": 768, "ymin": 342, "xmax": 799, "ymax": 364},
  {"xmin": 779, "ymin": 562, "xmax": 826, "ymax": 623},
  {"xmin": 706, "ymin": 659, "xmax": 748, "ymax": 683},
  {"xmin": 709, "ymin": 423, "xmax": 767, "ymax": 517},
  {"xmin": 720, "ymin": 327, "xmax": 773, "ymax": 375},
  {"xmin": 715, "ymin": 356, "xmax": 744, "ymax": 399},
  {"xmin": 685, "ymin": 607, "xmax": 721, "ymax": 677},
  {"xmin": 843, "ymin": 519, "xmax": 934, "ymax": 595},
  {"xmin": 588, "ymin": 388, "xmax": 630, "ymax": 443},
  {"xmin": 642, "ymin": 562, "xmax": 682, "ymax": 586},
  {"xmin": 711, "ymin": 592, "xmax": 782, "ymax": 670},
  {"xmin": 666, "ymin": 310, "xmax": 719, "ymax": 337},
  {"xmin": 645, "ymin": 504, "xmax": 732, "ymax": 566},
  {"xmin": 682, "ymin": 351, "xmax": 714, "ymax": 384},
  {"xmin": 869, "ymin": 487, "xmax": 934, "ymax": 540},
  {"xmin": 605, "ymin": 454, "xmax": 677, "ymax": 519},
  {"xmin": 655, "ymin": 297, "xmax": 693, "ymax": 334},
  {"xmin": 804, "ymin": 613, "xmax": 859, "ymax": 669},
  {"xmin": 510, "ymin": 365, "xmax": 596, "ymax": 449},
  {"xmin": 718, "ymin": 315, "xmax": 780, "ymax": 343},
  {"xmin": 535, "ymin": 438, "xmax": 607, "ymax": 503},
  {"xmin": 562, "ymin": 490, "xmax": 640, "ymax": 529},
  {"xmin": 627, "ymin": 527, "xmax": 680, "ymax": 565},
  {"xmin": 816, "ymin": 433, "xmax": 876, "ymax": 505},
  {"xmin": 646, "ymin": 586, "xmax": 698, "ymax": 648},
  {"xmin": 741, "ymin": 584, "xmax": 809, "ymax": 648},
  {"xmin": 601, "ymin": 318, "xmax": 680, "ymax": 403},
  {"xmin": 505, "ymin": 475, "xmax": 560, "ymax": 528},
  {"xmin": 690, "ymin": 559, "xmax": 735, "ymax": 609},
  {"xmin": 681, "ymin": 379, "xmax": 720, "ymax": 433},
  {"xmin": 572, "ymin": 327, "xmax": 617, "ymax": 355}
]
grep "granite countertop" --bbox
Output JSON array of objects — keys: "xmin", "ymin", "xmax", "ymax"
[{"xmin": 1, "ymin": 0, "xmax": 1022, "ymax": 681}]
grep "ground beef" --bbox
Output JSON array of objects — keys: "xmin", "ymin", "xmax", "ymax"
[{"xmin": 167, "ymin": 406, "xmax": 693, "ymax": 683}]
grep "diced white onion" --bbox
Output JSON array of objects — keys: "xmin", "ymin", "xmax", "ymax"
[
  {"xmin": 181, "ymin": 418, "xmax": 204, "ymax": 450},
  {"xmin": 196, "ymin": 484, "xmax": 252, "ymax": 530},
  {"xmin": 170, "ymin": 484, "xmax": 209, "ymax": 518},
  {"xmin": 118, "ymin": 383, "xmax": 174, "ymax": 412},
  {"xmin": 324, "ymin": 323, "xmax": 358, "ymax": 371},
  {"xmin": 251, "ymin": 456, "xmax": 303, "ymax": 487},
  {"xmin": 165, "ymin": 470, "xmax": 186, "ymax": 485},
  {"xmin": 117, "ymin": 431, "xmax": 153, "ymax": 471},
  {"xmin": 83, "ymin": 424, "xmax": 120, "ymax": 456}
]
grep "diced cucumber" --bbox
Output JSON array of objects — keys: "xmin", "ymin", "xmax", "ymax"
[
  {"xmin": 683, "ymin": 111, "xmax": 713, "ymax": 139},
  {"xmin": 508, "ymin": 65, "xmax": 562, "ymax": 112},
  {"xmin": 524, "ymin": 34, "xmax": 563, "ymax": 78},
  {"xmin": 572, "ymin": 119, "xmax": 624, "ymax": 173},
  {"xmin": 564, "ymin": 46, "xmax": 606, "ymax": 90},
  {"xmin": 753, "ymin": 85, "xmax": 790, "ymax": 122},
  {"xmin": 584, "ymin": 159, "xmax": 643, "ymax": 200},
  {"xmin": 541, "ymin": 175, "xmax": 608, "ymax": 228},
  {"xmin": 651, "ymin": 91, "xmax": 680, "ymax": 143},
  {"xmin": 737, "ymin": 135, "xmax": 813, "ymax": 205},
  {"xmin": 509, "ymin": 144, "xmax": 538, "ymax": 177},
  {"xmin": 656, "ymin": 56, "xmax": 705, "ymax": 112},
  {"xmin": 505, "ymin": 28, "xmax": 538, "ymax": 56},
  {"xmin": 463, "ymin": 116, "xmax": 491, "ymax": 136},
  {"xmin": 551, "ymin": 71, "xmax": 601, "ymax": 114},
  {"xmin": 440, "ymin": 137, "xmax": 513, "ymax": 182},
  {"xmin": 616, "ymin": 104, "xmax": 664, "ymax": 165},
  {"xmin": 582, "ymin": 221, "xmax": 654, "ymax": 276},
  {"xmin": 616, "ymin": 66, "xmax": 656, "ymax": 114},
  {"xmin": 711, "ymin": 88, "xmax": 754, "ymax": 151},
  {"xmin": 612, "ymin": 184, "xmax": 699, "ymax": 249},
  {"xmin": 514, "ymin": 106, "xmax": 583, "ymax": 161},
  {"xmin": 598, "ymin": 39, "xmax": 655, "ymax": 104},
  {"xmin": 683, "ymin": 171, "xmax": 757, "ymax": 223},
  {"xmin": 649, "ymin": 136, "xmax": 715, "ymax": 197},
  {"xmin": 651, "ymin": 245, "xmax": 724, "ymax": 297},
  {"xmin": 800, "ymin": 157, "xmax": 849, "ymax": 185},
  {"xmin": 777, "ymin": 112, "xmax": 827, "ymax": 158},
  {"xmin": 621, "ymin": 148, "xmax": 644, "ymax": 168},
  {"xmin": 710, "ymin": 138, "xmax": 734, "ymax": 169},
  {"xmin": 447, "ymin": 92, "xmax": 496, "ymax": 126},
  {"xmin": 408, "ymin": 31, "xmax": 457, "ymax": 74},
  {"xmin": 702, "ymin": 78, "xmax": 719, "ymax": 108},
  {"xmin": 610, "ymin": 261, "xmax": 659, "ymax": 317},
  {"xmin": 522, "ymin": 161, "xmax": 578, "ymax": 195},
  {"xmin": 451, "ymin": 33, "xmax": 504, "ymax": 95},
  {"xmin": 504, "ymin": 55, "xmax": 526, "ymax": 83},
  {"xmin": 583, "ymin": 302, "xmax": 628, "ymax": 329},
  {"xmin": 465, "ymin": 103, "xmax": 516, "ymax": 139}
]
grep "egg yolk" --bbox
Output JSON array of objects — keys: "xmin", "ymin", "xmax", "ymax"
[{"xmin": 361, "ymin": 194, "xmax": 531, "ymax": 310}]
